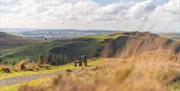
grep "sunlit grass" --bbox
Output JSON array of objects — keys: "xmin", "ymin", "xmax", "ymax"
[
  {"xmin": 0, "ymin": 77, "xmax": 49, "ymax": 91},
  {"xmin": 0, "ymin": 58, "xmax": 104, "ymax": 80},
  {"xmin": 0, "ymin": 58, "xmax": 104, "ymax": 91},
  {"xmin": 169, "ymin": 81, "xmax": 180, "ymax": 91},
  {"xmin": 17, "ymin": 52, "xmax": 180, "ymax": 91},
  {"xmin": 83, "ymin": 32, "xmax": 124, "ymax": 41}
]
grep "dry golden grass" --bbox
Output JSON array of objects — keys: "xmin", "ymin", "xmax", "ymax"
[
  {"xmin": 0, "ymin": 65, "xmax": 11, "ymax": 73},
  {"xmin": 18, "ymin": 50, "xmax": 180, "ymax": 91},
  {"xmin": 15, "ymin": 60, "xmax": 29, "ymax": 71},
  {"xmin": 0, "ymin": 60, "xmax": 52, "ymax": 73}
]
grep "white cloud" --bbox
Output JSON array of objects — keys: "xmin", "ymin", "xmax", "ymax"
[
  {"xmin": 146, "ymin": 0, "xmax": 180, "ymax": 32},
  {"xmin": 98, "ymin": 3, "xmax": 125, "ymax": 15},
  {"xmin": 0, "ymin": 0, "xmax": 179, "ymax": 33},
  {"xmin": 128, "ymin": 0, "xmax": 157, "ymax": 20},
  {"xmin": 153, "ymin": 0, "xmax": 180, "ymax": 22}
]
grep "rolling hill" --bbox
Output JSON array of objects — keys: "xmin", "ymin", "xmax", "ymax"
[
  {"xmin": 0, "ymin": 32, "xmax": 38, "ymax": 50},
  {"xmin": 0, "ymin": 32, "xmax": 179, "ymax": 65}
]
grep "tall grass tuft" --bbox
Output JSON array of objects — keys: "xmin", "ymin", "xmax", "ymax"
[{"xmin": 18, "ymin": 51, "xmax": 180, "ymax": 91}]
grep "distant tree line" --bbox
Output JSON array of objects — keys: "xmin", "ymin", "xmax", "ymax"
[{"xmin": 32, "ymin": 52, "xmax": 71, "ymax": 66}]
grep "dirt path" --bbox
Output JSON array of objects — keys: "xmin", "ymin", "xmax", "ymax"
[{"xmin": 0, "ymin": 70, "xmax": 67, "ymax": 86}]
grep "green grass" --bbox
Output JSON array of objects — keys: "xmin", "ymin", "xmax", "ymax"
[
  {"xmin": 0, "ymin": 84, "xmax": 19, "ymax": 91},
  {"xmin": 0, "ymin": 38, "xmax": 99, "ymax": 65},
  {"xmin": 0, "ymin": 58, "xmax": 104, "ymax": 91},
  {"xmin": 0, "ymin": 38, "xmax": 103, "ymax": 65},
  {"xmin": 0, "ymin": 77, "xmax": 47, "ymax": 91},
  {"xmin": 83, "ymin": 32, "xmax": 124, "ymax": 41},
  {"xmin": 169, "ymin": 81, "xmax": 180, "ymax": 91},
  {"xmin": 0, "ymin": 58, "xmax": 103, "ymax": 80},
  {"xmin": 0, "ymin": 42, "xmax": 56, "ymax": 64}
]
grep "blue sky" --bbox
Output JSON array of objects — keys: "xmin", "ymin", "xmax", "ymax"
[
  {"xmin": 0, "ymin": 0, "xmax": 179, "ymax": 33},
  {"xmin": 155, "ymin": 0, "xmax": 169, "ymax": 4}
]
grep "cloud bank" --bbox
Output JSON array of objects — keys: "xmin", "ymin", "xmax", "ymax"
[{"xmin": 0, "ymin": 0, "xmax": 180, "ymax": 32}]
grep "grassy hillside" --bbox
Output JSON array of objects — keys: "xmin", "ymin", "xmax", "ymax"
[
  {"xmin": 0, "ymin": 43, "xmax": 54, "ymax": 64},
  {"xmin": 1, "ymin": 32, "xmax": 179, "ymax": 65},
  {"xmin": 0, "ymin": 32, "xmax": 38, "ymax": 50},
  {"xmin": 0, "ymin": 33, "xmax": 124, "ymax": 65}
]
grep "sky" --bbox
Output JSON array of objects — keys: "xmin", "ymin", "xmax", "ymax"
[{"xmin": 0, "ymin": 0, "xmax": 180, "ymax": 33}]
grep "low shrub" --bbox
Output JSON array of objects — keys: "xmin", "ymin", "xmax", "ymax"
[
  {"xmin": 0, "ymin": 65, "xmax": 11, "ymax": 73},
  {"xmin": 15, "ymin": 60, "xmax": 29, "ymax": 71}
]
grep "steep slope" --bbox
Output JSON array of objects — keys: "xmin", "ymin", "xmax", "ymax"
[{"xmin": 101, "ymin": 32, "xmax": 180, "ymax": 58}]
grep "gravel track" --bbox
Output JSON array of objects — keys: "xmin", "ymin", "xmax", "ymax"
[{"xmin": 0, "ymin": 71, "xmax": 66, "ymax": 86}]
